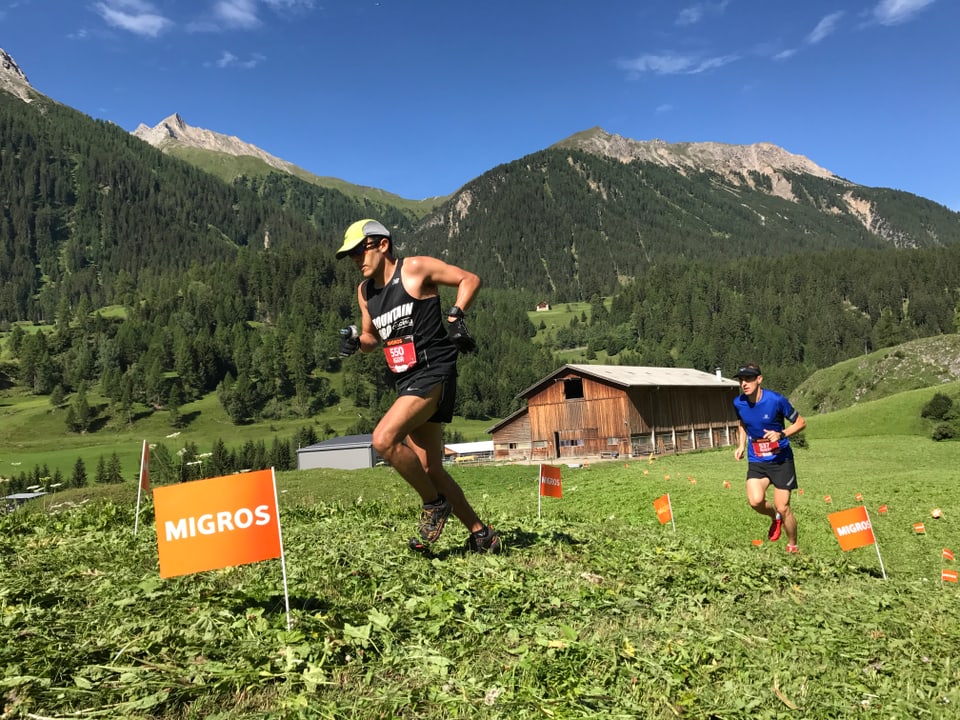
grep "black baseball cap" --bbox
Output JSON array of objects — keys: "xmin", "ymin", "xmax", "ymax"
[{"xmin": 734, "ymin": 363, "xmax": 761, "ymax": 379}]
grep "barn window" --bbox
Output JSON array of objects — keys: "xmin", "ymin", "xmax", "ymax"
[{"xmin": 564, "ymin": 377, "xmax": 584, "ymax": 400}]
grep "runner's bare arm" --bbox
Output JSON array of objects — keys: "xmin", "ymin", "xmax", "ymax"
[
  {"xmin": 402, "ymin": 256, "xmax": 481, "ymax": 312},
  {"xmin": 762, "ymin": 412, "xmax": 806, "ymax": 442},
  {"xmin": 734, "ymin": 422, "xmax": 746, "ymax": 460},
  {"xmin": 782, "ymin": 413, "xmax": 806, "ymax": 439},
  {"xmin": 356, "ymin": 282, "xmax": 380, "ymax": 352}
]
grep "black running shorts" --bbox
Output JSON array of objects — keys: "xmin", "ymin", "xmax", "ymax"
[
  {"xmin": 395, "ymin": 369, "xmax": 457, "ymax": 424},
  {"xmin": 747, "ymin": 459, "xmax": 798, "ymax": 491}
]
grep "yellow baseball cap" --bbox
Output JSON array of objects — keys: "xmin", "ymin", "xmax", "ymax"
[{"xmin": 336, "ymin": 219, "xmax": 391, "ymax": 259}]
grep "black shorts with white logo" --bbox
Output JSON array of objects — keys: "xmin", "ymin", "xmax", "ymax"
[
  {"xmin": 395, "ymin": 367, "xmax": 457, "ymax": 424},
  {"xmin": 747, "ymin": 459, "xmax": 798, "ymax": 491}
]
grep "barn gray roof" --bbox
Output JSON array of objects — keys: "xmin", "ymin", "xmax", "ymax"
[{"xmin": 516, "ymin": 364, "xmax": 739, "ymax": 399}]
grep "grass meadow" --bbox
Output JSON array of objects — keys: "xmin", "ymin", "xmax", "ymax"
[{"xmin": 4, "ymin": 387, "xmax": 960, "ymax": 718}]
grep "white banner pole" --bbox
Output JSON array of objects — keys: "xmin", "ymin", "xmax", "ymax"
[
  {"xmin": 271, "ymin": 468, "xmax": 292, "ymax": 630},
  {"xmin": 537, "ymin": 464, "xmax": 542, "ymax": 519},
  {"xmin": 866, "ymin": 508, "xmax": 887, "ymax": 579},
  {"xmin": 134, "ymin": 439, "xmax": 146, "ymax": 536},
  {"xmin": 668, "ymin": 493, "xmax": 676, "ymax": 532}
]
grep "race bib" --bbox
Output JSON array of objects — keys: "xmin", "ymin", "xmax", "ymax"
[
  {"xmin": 383, "ymin": 335, "xmax": 418, "ymax": 373},
  {"xmin": 751, "ymin": 439, "xmax": 781, "ymax": 458}
]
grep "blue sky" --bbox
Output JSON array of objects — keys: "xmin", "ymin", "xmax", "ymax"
[{"xmin": 2, "ymin": 0, "xmax": 957, "ymax": 209}]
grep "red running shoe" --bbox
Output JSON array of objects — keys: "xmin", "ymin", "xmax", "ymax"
[
  {"xmin": 768, "ymin": 516, "xmax": 783, "ymax": 542},
  {"xmin": 785, "ymin": 544, "xmax": 799, "ymax": 554}
]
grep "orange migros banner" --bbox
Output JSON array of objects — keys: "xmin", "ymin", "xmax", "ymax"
[
  {"xmin": 539, "ymin": 464, "xmax": 562, "ymax": 498},
  {"xmin": 828, "ymin": 505, "xmax": 876, "ymax": 552},
  {"xmin": 653, "ymin": 494, "xmax": 673, "ymax": 525},
  {"xmin": 154, "ymin": 469, "xmax": 282, "ymax": 579}
]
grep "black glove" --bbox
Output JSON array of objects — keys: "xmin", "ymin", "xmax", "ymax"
[
  {"xmin": 339, "ymin": 326, "xmax": 360, "ymax": 357},
  {"xmin": 447, "ymin": 317, "xmax": 477, "ymax": 354}
]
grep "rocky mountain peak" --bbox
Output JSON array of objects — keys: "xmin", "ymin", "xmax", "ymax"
[
  {"xmin": 132, "ymin": 113, "xmax": 294, "ymax": 173},
  {"xmin": 554, "ymin": 127, "xmax": 846, "ymax": 202},
  {"xmin": 0, "ymin": 47, "xmax": 35, "ymax": 102}
]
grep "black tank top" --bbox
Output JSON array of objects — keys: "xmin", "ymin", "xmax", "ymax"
[{"xmin": 363, "ymin": 258, "xmax": 458, "ymax": 374}]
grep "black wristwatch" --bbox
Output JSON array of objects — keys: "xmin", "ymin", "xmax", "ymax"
[{"xmin": 446, "ymin": 305, "xmax": 464, "ymax": 321}]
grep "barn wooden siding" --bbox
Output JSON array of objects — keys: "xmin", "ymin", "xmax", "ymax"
[
  {"xmin": 492, "ymin": 409, "xmax": 531, "ymax": 460},
  {"xmin": 512, "ymin": 370, "xmax": 740, "ymax": 461}
]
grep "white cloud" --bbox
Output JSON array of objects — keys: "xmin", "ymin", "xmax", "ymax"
[
  {"xmin": 619, "ymin": 52, "xmax": 738, "ymax": 76},
  {"xmin": 216, "ymin": 50, "xmax": 238, "ymax": 67},
  {"xmin": 621, "ymin": 54, "xmax": 696, "ymax": 75},
  {"xmin": 694, "ymin": 54, "xmax": 738, "ymax": 73},
  {"xmin": 675, "ymin": 1, "xmax": 729, "ymax": 26},
  {"xmin": 94, "ymin": 0, "xmax": 173, "ymax": 37},
  {"xmin": 655, "ymin": 103, "xmax": 673, "ymax": 114},
  {"xmin": 214, "ymin": 50, "xmax": 266, "ymax": 69},
  {"xmin": 262, "ymin": 0, "xmax": 316, "ymax": 9},
  {"xmin": 214, "ymin": 0, "xmax": 261, "ymax": 29},
  {"xmin": 807, "ymin": 11, "xmax": 844, "ymax": 44},
  {"xmin": 676, "ymin": 6, "xmax": 703, "ymax": 26},
  {"xmin": 773, "ymin": 48, "xmax": 797, "ymax": 61},
  {"xmin": 872, "ymin": 0, "xmax": 936, "ymax": 25}
]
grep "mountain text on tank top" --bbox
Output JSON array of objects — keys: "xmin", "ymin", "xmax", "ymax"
[{"xmin": 363, "ymin": 258, "xmax": 458, "ymax": 374}]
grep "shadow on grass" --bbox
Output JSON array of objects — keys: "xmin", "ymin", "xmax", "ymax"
[
  {"xmin": 242, "ymin": 594, "xmax": 333, "ymax": 618},
  {"xmin": 407, "ymin": 525, "xmax": 586, "ymax": 560},
  {"xmin": 174, "ymin": 410, "xmax": 201, "ymax": 427},
  {"xmin": 505, "ymin": 527, "xmax": 585, "ymax": 549}
]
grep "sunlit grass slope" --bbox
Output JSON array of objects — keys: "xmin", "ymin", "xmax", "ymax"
[{"xmin": 4, "ymin": 403, "xmax": 960, "ymax": 717}]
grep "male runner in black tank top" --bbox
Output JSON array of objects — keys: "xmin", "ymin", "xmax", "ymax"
[{"xmin": 336, "ymin": 219, "xmax": 501, "ymax": 553}]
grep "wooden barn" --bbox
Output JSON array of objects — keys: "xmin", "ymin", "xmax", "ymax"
[{"xmin": 488, "ymin": 364, "xmax": 741, "ymax": 462}]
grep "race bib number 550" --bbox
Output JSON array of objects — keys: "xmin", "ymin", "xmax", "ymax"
[{"xmin": 383, "ymin": 335, "xmax": 418, "ymax": 373}]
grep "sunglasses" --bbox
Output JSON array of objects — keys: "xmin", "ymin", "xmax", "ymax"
[{"xmin": 347, "ymin": 238, "xmax": 381, "ymax": 258}]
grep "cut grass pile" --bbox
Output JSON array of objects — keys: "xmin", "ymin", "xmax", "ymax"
[{"xmin": 4, "ymin": 420, "xmax": 960, "ymax": 718}]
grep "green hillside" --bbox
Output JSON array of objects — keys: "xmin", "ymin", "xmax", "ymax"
[
  {"xmin": 3, "ymin": 326, "xmax": 958, "ymax": 500},
  {"xmin": 407, "ymin": 147, "xmax": 960, "ymax": 299},
  {"xmin": 165, "ymin": 145, "xmax": 443, "ymax": 218},
  {"xmin": 4, "ymin": 83, "xmax": 960, "ymax": 496},
  {"xmin": 793, "ymin": 334, "xmax": 960, "ymax": 415}
]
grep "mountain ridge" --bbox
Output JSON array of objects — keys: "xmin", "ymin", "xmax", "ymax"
[
  {"xmin": 132, "ymin": 111, "xmax": 441, "ymax": 215},
  {"xmin": 3, "ymin": 47, "xmax": 953, "ymax": 225},
  {"xmin": 0, "ymin": 47, "xmax": 37, "ymax": 103},
  {"xmin": 554, "ymin": 126, "xmax": 844, "ymax": 203},
  {"xmin": 133, "ymin": 112, "xmax": 298, "ymax": 174}
]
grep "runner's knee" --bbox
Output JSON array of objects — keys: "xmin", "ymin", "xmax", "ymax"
[{"xmin": 371, "ymin": 427, "xmax": 401, "ymax": 457}]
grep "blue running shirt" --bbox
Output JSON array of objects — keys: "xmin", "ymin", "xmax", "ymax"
[{"xmin": 733, "ymin": 389, "xmax": 799, "ymax": 463}]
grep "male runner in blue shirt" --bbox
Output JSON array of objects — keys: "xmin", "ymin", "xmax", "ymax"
[{"xmin": 733, "ymin": 363, "xmax": 806, "ymax": 553}]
